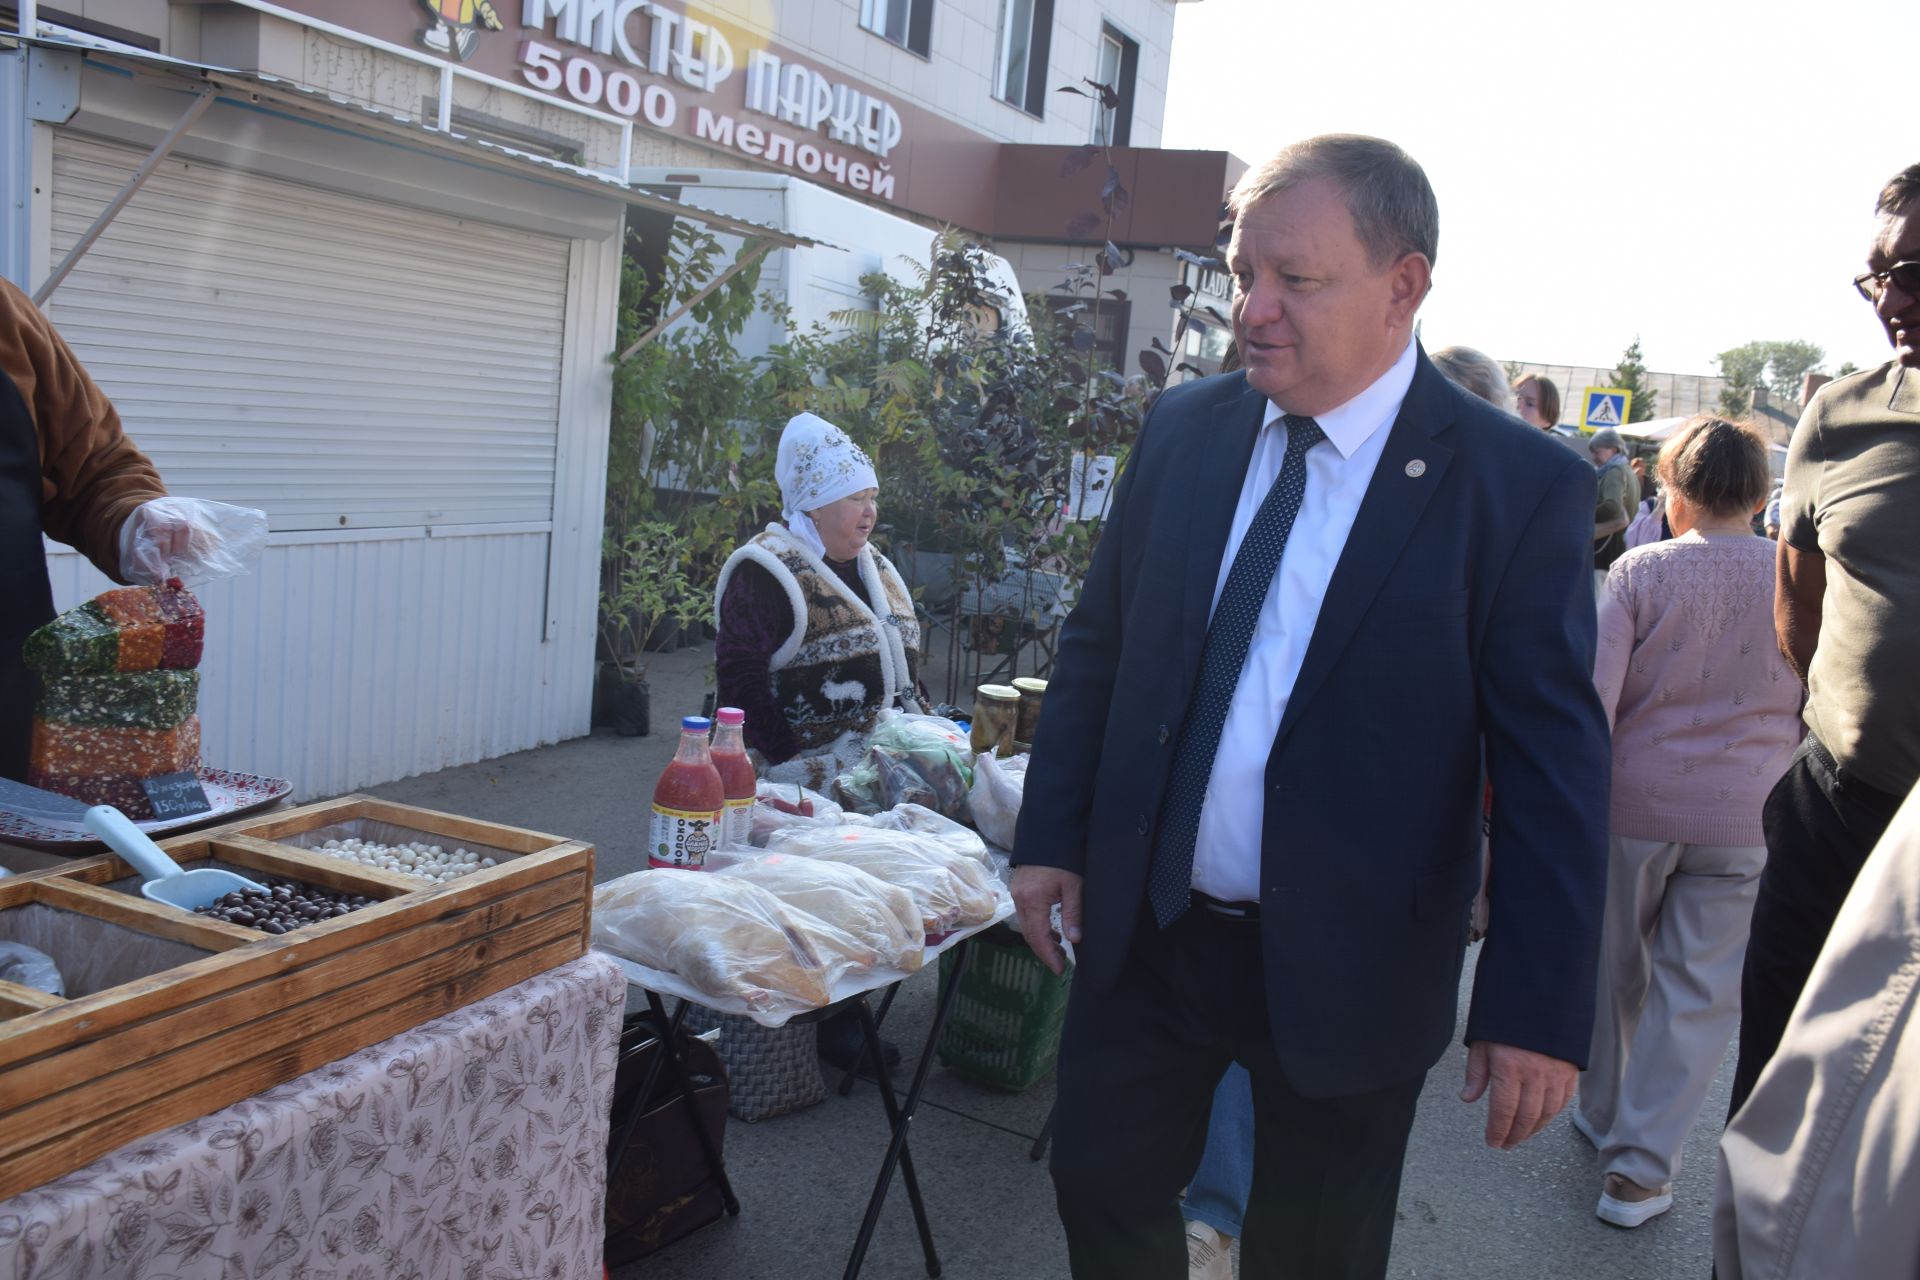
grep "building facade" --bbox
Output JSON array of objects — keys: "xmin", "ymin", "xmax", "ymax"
[{"xmin": 5, "ymin": 0, "xmax": 1226, "ymax": 797}]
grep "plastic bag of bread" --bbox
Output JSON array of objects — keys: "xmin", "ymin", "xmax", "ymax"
[
  {"xmin": 592, "ymin": 869, "xmax": 846, "ymax": 1014},
  {"xmin": 762, "ymin": 826, "xmax": 1004, "ymax": 936},
  {"xmin": 712, "ymin": 852, "xmax": 924, "ymax": 972},
  {"xmin": 867, "ymin": 802, "xmax": 990, "ymax": 866}
]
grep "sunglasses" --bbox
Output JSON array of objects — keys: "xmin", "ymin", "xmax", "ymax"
[{"xmin": 1853, "ymin": 261, "xmax": 1920, "ymax": 303}]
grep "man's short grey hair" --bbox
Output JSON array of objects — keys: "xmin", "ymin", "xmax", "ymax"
[
  {"xmin": 1227, "ymin": 134, "xmax": 1440, "ymax": 268},
  {"xmin": 1432, "ymin": 346, "xmax": 1511, "ymax": 413},
  {"xmin": 1878, "ymin": 163, "xmax": 1920, "ymax": 215}
]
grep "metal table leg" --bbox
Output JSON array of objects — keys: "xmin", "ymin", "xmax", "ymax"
[
  {"xmin": 607, "ymin": 993, "xmax": 741, "ymax": 1216},
  {"xmin": 837, "ymin": 982, "xmax": 901, "ymax": 1097},
  {"xmin": 842, "ymin": 936, "xmax": 975, "ymax": 1280}
]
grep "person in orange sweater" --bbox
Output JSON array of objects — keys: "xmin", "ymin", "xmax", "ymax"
[{"xmin": 0, "ymin": 274, "xmax": 195, "ymax": 781}]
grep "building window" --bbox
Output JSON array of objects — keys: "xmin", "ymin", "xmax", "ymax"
[
  {"xmin": 860, "ymin": 0, "xmax": 932, "ymax": 58},
  {"xmin": 1048, "ymin": 295, "xmax": 1131, "ymax": 374},
  {"xmin": 1090, "ymin": 25, "xmax": 1137, "ymax": 146},
  {"xmin": 996, "ymin": 0, "xmax": 1055, "ymax": 117}
]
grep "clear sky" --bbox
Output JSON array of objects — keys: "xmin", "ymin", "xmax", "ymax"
[{"xmin": 1160, "ymin": 0, "xmax": 1917, "ymax": 379}]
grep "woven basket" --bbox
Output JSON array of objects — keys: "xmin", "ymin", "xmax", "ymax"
[{"xmin": 683, "ymin": 1003, "xmax": 827, "ymax": 1123}]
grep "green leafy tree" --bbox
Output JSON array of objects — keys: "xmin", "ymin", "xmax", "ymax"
[
  {"xmin": 1609, "ymin": 338, "xmax": 1658, "ymax": 423},
  {"xmin": 1715, "ymin": 339, "xmax": 1826, "ymax": 416}
]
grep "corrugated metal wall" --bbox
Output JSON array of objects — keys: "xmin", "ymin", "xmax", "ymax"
[{"xmin": 41, "ymin": 127, "xmax": 619, "ymax": 799}]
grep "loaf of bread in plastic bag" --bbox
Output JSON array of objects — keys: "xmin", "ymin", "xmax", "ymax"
[{"xmin": 712, "ymin": 852, "xmax": 925, "ymax": 972}]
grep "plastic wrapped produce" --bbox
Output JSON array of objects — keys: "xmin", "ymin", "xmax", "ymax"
[
  {"xmin": 763, "ymin": 826, "xmax": 1004, "ymax": 936},
  {"xmin": 592, "ymin": 868, "xmax": 839, "ymax": 1013},
  {"xmin": 712, "ymin": 852, "xmax": 924, "ymax": 971},
  {"xmin": 830, "ymin": 710, "xmax": 977, "ymax": 819},
  {"xmin": 749, "ymin": 780, "xmax": 864, "ymax": 846},
  {"xmin": 867, "ymin": 802, "xmax": 990, "ymax": 866}
]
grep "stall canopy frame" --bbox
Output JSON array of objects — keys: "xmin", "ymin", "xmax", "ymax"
[{"xmin": 7, "ymin": 28, "xmax": 828, "ymax": 355}]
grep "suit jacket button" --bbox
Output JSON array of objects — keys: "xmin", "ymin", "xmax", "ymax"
[
  {"xmin": 1156, "ymin": 724, "xmax": 1169, "ymax": 744},
  {"xmin": 1135, "ymin": 814, "xmax": 1150, "ymax": 836}
]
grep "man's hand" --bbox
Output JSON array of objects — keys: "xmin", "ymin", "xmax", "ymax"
[
  {"xmin": 1459, "ymin": 1041, "xmax": 1577, "ymax": 1150},
  {"xmin": 1010, "ymin": 865, "xmax": 1083, "ymax": 976}
]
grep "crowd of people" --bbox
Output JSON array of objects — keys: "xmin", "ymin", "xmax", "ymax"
[
  {"xmin": 5, "ymin": 110, "xmax": 1914, "ymax": 1280},
  {"xmin": 1011, "ymin": 137, "xmax": 1920, "ymax": 1280}
]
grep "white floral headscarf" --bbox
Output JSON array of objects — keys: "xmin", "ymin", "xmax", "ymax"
[{"xmin": 775, "ymin": 412, "xmax": 878, "ymax": 560}]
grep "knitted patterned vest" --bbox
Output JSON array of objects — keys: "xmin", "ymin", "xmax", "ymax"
[{"xmin": 714, "ymin": 526, "xmax": 922, "ymax": 754}]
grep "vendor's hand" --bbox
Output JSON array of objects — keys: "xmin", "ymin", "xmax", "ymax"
[
  {"xmin": 1459, "ymin": 1041, "xmax": 1576, "ymax": 1150},
  {"xmin": 117, "ymin": 498, "xmax": 200, "ymax": 585},
  {"xmin": 1011, "ymin": 865, "xmax": 1082, "ymax": 976}
]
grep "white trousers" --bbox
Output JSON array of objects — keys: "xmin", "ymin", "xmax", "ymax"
[{"xmin": 1577, "ymin": 835, "xmax": 1764, "ymax": 1188}]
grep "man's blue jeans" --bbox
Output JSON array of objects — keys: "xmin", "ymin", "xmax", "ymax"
[{"xmin": 1183, "ymin": 1063, "xmax": 1254, "ymax": 1237}]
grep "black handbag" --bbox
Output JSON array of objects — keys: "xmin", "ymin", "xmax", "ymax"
[{"xmin": 604, "ymin": 1011, "xmax": 732, "ymax": 1264}]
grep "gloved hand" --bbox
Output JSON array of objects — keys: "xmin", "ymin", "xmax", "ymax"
[{"xmin": 116, "ymin": 496, "xmax": 268, "ymax": 586}]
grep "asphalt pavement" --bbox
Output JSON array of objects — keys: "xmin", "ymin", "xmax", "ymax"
[{"xmin": 366, "ymin": 640, "xmax": 1725, "ymax": 1280}]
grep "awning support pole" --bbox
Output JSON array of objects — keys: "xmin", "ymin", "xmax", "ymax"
[
  {"xmin": 17, "ymin": 1, "xmax": 37, "ymax": 38},
  {"xmin": 436, "ymin": 63, "xmax": 452, "ymax": 133},
  {"xmin": 33, "ymin": 85, "xmax": 216, "ymax": 306},
  {"xmin": 618, "ymin": 238, "xmax": 772, "ymax": 362}
]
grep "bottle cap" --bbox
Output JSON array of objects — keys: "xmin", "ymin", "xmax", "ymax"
[
  {"xmin": 681, "ymin": 716, "xmax": 713, "ymax": 733},
  {"xmin": 715, "ymin": 707, "xmax": 745, "ymax": 726}
]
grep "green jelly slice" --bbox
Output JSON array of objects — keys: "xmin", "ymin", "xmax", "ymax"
[{"xmin": 36, "ymin": 670, "xmax": 201, "ymax": 729}]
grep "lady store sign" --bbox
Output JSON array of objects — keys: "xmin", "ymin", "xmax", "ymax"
[{"xmin": 247, "ymin": 0, "xmax": 918, "ymax": 200}]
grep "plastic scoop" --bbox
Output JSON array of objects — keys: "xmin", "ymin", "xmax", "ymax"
[{"xmin": 83, "ymin": 805, "xmax": 266, "ymax": 912}]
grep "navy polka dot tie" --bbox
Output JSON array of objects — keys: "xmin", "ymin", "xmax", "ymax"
[{"xmin": 1147, "ymin": 415, "xmax": 1326, "ymax": 929}]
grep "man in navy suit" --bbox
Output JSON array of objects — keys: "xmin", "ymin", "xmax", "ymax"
[{"xmin": 1011, "ymin": 135, "xmax": 1610, "ymax": 1279}]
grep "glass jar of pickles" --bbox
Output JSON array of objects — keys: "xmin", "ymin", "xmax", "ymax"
[{"xmin": 970, "ymin": 684, "xmax": 1021, "ymax": 758}]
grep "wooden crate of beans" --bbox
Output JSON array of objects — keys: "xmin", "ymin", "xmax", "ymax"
[{"xmin": 0, "ymin": 795, "xmax": 592, "ymax": 1200}]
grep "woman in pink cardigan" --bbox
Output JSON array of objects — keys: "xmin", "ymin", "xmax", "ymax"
[{"xmin": 1575, "ymin": 416, "xmax": 1801, "ymax": 1229}]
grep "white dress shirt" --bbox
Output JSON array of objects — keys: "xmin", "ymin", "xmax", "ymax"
[{"xmin": 1189, "ymin": 338, "xmax": 1417, "ymax": 903}]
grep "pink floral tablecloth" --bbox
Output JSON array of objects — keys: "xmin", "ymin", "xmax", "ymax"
[{"xmin": 0, "ymin": 952, "xmax": 626, "ymax": 1280}]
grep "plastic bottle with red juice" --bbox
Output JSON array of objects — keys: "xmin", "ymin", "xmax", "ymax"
[
  {"xmin": 710, "ymin": 707, "xmax": 757, "ymax": 851},
  {"xmin": 650, "ymin": 716, "xmax": 724, "ymax": 869}
]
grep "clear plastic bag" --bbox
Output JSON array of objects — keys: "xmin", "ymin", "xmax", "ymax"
[
  {"xmin": 710, "ymin": 851, "xmax": 924, "ymax": 971},
  {"xmin": 868, "ymin": 802, "xmax": 990, "ymax": 866},
  {"xmin": 832, "ymin": 740, "xmax": 973, "ymax": 818},
  {"xmin": 592, "ymin": 869, "xmax": 851, "ymax": 1015},
  {"xmin": 749, "ymin": 780, "xmax": 865, "ymax": 847},
  {"xmin": 0, "ymin": 940, "xmax": 64, "ymax": 997},
  {"xmin": 117, "ymin": 496, "xmax": 268, "ymax": 587},
  {"xmin": 967, "ymin": 750, "xmax": 1029, "ymax": 849},
  {"xmin": 762, "ymin": 826, "xmax": 1006, "ymax": 935}
]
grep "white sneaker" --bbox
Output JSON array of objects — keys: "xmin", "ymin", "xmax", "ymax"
[
  {"xmin": 1595, "ymin": 1173, "xmax": 1673, "ymax": 1228},
  {"xmin": 1184, "ymin": 1219, "xmax": 1232, "ymax": 1280}
]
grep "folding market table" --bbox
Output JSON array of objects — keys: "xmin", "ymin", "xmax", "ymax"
[{"xmin": 604, "ymin": 907, "xmax": 1007, "ymax": 1279}]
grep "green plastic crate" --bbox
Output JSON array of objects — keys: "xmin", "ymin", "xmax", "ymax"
[{"xmin": 936, "ymin": 922, "xmax": 1074, "ymax": 1091}]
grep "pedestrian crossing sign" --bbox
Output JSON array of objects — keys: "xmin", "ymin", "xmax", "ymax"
[{"xmin": 1583, "ymin": 387, "xmax": 1631, "ymax": 429}]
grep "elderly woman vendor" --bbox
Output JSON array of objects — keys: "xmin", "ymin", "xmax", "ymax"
[{"xmin": 714, "ymin": 412, "xmax": 924, "ymax": 788}]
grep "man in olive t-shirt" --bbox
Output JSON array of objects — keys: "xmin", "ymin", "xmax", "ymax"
[{"xmin": 1731, "ymin": 162, "xmax": 1920, "ymax": 1116}]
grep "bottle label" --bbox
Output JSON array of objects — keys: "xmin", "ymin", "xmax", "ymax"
[
  {"xmin": 650, "ymin": 804, "xmax": 721, "ymax": 869},
  {"xmin": 721, "ymin": 797, "xmax": 755, "ymax": 851}
]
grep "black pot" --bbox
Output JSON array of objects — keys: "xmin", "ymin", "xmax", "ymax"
[{"xmin": 612, "ymin": 676, "xmax": 652, "ymax": 737}]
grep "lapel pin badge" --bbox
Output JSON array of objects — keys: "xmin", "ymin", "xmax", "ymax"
[{"xmin": 1404, "ymin": 459, "xmax": 1427, "ymax": 478}]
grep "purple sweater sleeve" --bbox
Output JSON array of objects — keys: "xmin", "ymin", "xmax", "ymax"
[{"xmin": 715, "ymin": 560, "xmax": 802, "ymax": 763}]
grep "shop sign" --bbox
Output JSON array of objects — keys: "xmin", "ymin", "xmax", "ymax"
[{"xmin": 239, "ymin": 1, "xmax": 913, "ymax": 200}]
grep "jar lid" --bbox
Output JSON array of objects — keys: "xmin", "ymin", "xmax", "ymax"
[
  {"xmin": 1012, "ymin": 677, "xmax": 1049, "ymax": 694},
  {"xmin": 975, "ymin": 684, "xmax": 1021, "ymax": 701}
]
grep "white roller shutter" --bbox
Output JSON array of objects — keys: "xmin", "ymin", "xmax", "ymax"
[{"xmin": 46, "ymin": 133, "xmax": 570, "ymax": 532}]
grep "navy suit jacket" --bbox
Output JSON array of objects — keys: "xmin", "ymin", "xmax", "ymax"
[{"xmin": 1013, "ymin": 350, "xmax": 1611, "ymax": 1098}]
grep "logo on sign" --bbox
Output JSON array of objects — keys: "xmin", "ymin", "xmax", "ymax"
[
  {"xmin": 1583, "ymin": 387, "xmax": 1632, "ymax": 429},
  {"xmin": 416, "ymin": 0, "xmax": 503, "ymax": 62}
]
